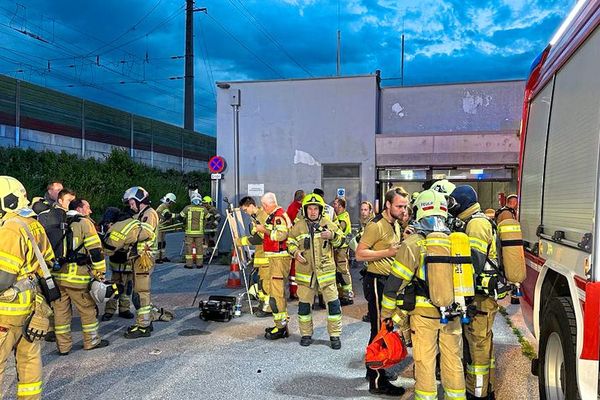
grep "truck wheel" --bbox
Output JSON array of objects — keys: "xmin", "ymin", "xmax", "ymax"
[{"xmin": 538, "ymin": 296, "xmax": 579, "ymax": 400}]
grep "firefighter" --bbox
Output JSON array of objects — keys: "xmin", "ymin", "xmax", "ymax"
[
  {"xmin": 180, "ymin": 193, "xmax": 209, "ymax": 269},
  {"xmin": 0, "ymin": 176, "xmax": 54, "ymax": 399},
  {"xmin": 287, "ymin": 193, "xmax": 344, "ymax": 349},
  {"xmin": 450, "ymin": 185, "xmax": 507, "ymax": 400},
  {"xmin": 357, "ymin": 200, "xmax": 375, "ymax": 323},
  {"xmin": 102, "ymin": 249, "xmax": 133, "ymax": 321},
  {"xmin": 238, "ymin": 196, "xmax": 271, "ymax": 317},
  {"xmin": 286, "ymin": 189, "xmax": 305, "ymax": 301},
  {"xmin": 495, "ymin": 194, "xmax": 518, "ymax": 224},
  {"xmin": 103, "ymin": 187, "xmax": 158, "ymax": 339},
  {"xmin": 51, "ymin": 198, "xmax": 109, "ymax": 354},
  {"xmin": 332, "ymin": 197, "xmax": 354, "ymax": 305},
  {"xmin": 202, "ymin": 195, "xmax": 221, "ymax": 252},
  {"xmin": 381, "ymin": 190, "xmax": 466, "ymax": 400},
  {"xmin": 355, "ymin": 187, "xmax": 408, "ymax": 396},
  {"xmin": 37, "ymin": 188, "xmax": 75, "ymax": 343},
  {"xmin": 254, "ymin": 192, "xmax": 292, "ymax": 340},
  {"xmin": 156, "ymin": 193, "xmax": 176, "ymax": 263}
]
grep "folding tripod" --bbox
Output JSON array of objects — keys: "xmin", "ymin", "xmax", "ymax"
[{"xmin": 191, "ymin": 198, "xmax": 254, "ymax": 315}]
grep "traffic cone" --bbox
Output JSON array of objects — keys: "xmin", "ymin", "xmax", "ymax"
[{"xmin": 226, "ymin": 249, "xmax": 242, "ymax": 288}]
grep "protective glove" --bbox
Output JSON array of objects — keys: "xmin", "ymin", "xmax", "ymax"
[{"xmin": 23, "ymin": 294, "xmax": 53, "ymax": 342}]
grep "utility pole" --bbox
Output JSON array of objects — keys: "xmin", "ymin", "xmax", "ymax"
[
  {"xmin": 184, "ymin": 1, "xmax": 207, "ymax": 131},
  {"xmin": 336, "ymin": 30, "xmax": 341, "ymax": 76},
  {"xmin": 400, "ymin": 34, "xmax": 405, "ymax": 86}
]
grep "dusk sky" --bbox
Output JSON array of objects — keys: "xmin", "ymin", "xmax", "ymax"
[{"xmin": 0, "ymin": 0, "xmax": 573, "ymax": 136}]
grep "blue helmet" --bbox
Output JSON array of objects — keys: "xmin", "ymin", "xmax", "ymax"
[{"xmin": 449, "ymin": 185, "xmax": 478, "ymax": 216}]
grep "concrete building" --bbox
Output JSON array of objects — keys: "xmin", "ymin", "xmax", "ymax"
[{"xmin": 216, "ymin": 74, "xmax": 524, "ymax": 219}]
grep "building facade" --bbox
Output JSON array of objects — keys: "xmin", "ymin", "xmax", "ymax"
[{"xmin": 216, "ymin": 74, "xmax": 524, "ymax": 218}]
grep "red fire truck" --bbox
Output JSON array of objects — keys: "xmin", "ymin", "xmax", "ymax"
[{"xmin": 518, "ymin": 1, "xmax": 600, "ymax": 398}]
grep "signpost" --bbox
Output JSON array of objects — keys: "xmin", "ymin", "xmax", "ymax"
[{"xmin": 208, "ymin": 156, "xmax": 226, "ymax": 210}]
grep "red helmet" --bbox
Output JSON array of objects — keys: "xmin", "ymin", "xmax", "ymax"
[{"xmin": 365, "ymin": 324, "xmax": 408, "ymax": 369}]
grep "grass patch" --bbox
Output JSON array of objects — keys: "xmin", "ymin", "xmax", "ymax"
[{"xmin": 499, "ymin": 305, "xmax": 537, "ymax": 360}]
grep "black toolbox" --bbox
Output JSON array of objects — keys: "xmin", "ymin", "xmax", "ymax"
[{"xmin": 198, "ymin": 295, "xmax": 236, "ymax": 322}]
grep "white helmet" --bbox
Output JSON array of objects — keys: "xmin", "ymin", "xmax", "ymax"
[
  {"xmin": 123, "ymin": 186, "xmax": 149, "ymax": 204},
  {"xmin": 88, "ymin": 280, "xmax": 121, "ymax": 304},
  {"xmin": 430, "ymin": 179, "xmax": 456, "ymax": 195},
  {"xmin": 161, "ymin": 193, "xmax": 176, "ymax": 204},
  {"xmin": 191, "ymin": 193, "xmax": 202, "ymax": 205}
]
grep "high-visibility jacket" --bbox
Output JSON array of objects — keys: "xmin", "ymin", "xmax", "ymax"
[
  {"xmin": 156, "ymin": 203, "xmax": 173, "ymax": 226},
  {"xmin": 0, "ymin": 213, "xmax": 55, "ymax": 325},
  {"xmin": 239, "ymin": 207, "xmax": 269, "ymax": 266},
  {"xmin": 180, "ymin": 205, "xmax": 208, "ymax": 236},
  {"xmin": 51, "ymin": 212, "xmax": 106, "ymax": 289},
  {"xmin": 103, "ymin": 214, "xmax": 155, "ymax": 257},
  {"xmin": 336, "ymin": 210, "xmax": 352, "ymax": 248},
  {"xmin": 263, "ymin": 207, "xmax": 291, "ymax": 257},
  {"xmin": 287, "ymin": 215, "xmax": 343, "ymax": 287},
  {"xmin": 133, "ymin": 206, "xmax": 159, "ymax": 256},
  {"xmin": 203, "ymin": 203, "xmax": 220, "ymax": 230},
  {"xmin": 381, "ymin": 233, "xmax": 441, "ymax": 319}
]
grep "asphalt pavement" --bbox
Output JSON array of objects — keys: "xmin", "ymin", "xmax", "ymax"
[{"xmin": 2, "ymin": 232, "xmax": 539, "ymax": 399}]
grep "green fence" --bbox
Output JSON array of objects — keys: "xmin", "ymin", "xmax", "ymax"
[{"xmin": 0, "ymin": 74, "xmax": 216, "ymax": 166}]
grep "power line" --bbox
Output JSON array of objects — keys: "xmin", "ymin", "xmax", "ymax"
[
  {"xmin": 198, "ymin": 17, "xmax": 216, "ymax": 102},
  {"xmin": 86, "ymin": 0, "xmax": 163, "ymax": 56},
  {"xmin": 227, "ymin": 0, "xmax": 313, "ymax": 77},
  {"xmin": 204, "ymin": 13, "xmax": 284, "ymax": 78}
]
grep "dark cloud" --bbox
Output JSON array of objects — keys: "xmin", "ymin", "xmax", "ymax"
[{"xmin": 0, "ymin": 0, "xmax": 574, "ymax": 135}]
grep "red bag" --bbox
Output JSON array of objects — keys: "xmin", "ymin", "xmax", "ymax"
[{"xmin": 365, "ymin": 323, "xmax": 408, "ymax": 369}]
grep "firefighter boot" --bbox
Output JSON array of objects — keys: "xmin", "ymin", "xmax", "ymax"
[
  {"xmin": 265, "ymin": 326, "xmax": 289, "ymax": 340},
  {"xmin": 300, "ymin": 336, "xmax": 313, "ymax": 347},
  {"xmin": 87, "ymin": 339, "xmax": 110, "ymax": 350},
  {"xmin": 124, "ymin": 323, "xmax": 153, "ymax": 339},
  {"xmin": 330, "ymin": 336, "xmax": 341, "ymax": 350}
]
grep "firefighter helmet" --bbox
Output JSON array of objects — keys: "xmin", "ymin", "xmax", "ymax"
[
  {"xmin": 302, "ymin": 193, "xmax": 325, "ymax": 217},
  {"xmin": 0, "ymin": 176, "xmax": 28, "ymax": 216},
  {"xmin": 203, "ymin": 195, "xmax": 212, "ymax": 203},
  {"xmin": 123, "ymin": 186, "xmax": 149, "ymax": 205},
  {"xmin": 161, "ymin": 193, "xmax": 176, "ymax": 204},
  {"xmin": 430, "ymin": 179, "xmax": 456, "ymax": 195},
  {"xmin": 414, "ymin": 190, "xmax": 448, "ymax": 222}
]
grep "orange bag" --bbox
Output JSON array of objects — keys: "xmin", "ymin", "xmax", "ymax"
[{"xmin": 365, "ymin": 323, "xmax": 408, "ymax": 369}]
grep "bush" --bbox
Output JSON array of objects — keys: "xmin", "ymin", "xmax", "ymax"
[{"xmin": 0, "ymin": 147, "xmax": 210, "ymax": 218}]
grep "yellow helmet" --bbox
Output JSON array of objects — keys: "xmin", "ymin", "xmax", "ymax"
[
  {"xmin": 203, "ymin": 195, "xmax": 213, "ymax": 203},
  {"xmin": 302, "ymin": 193, "xmax": 325, "ymax": 217},
  {"xmin": 430, "ymin": 179, "xmax": 456, "ymax": 195},
  {"xmin": 414, "ymin": 189, "xmax": 448, "ymax": 221},
  {"xmin": 0, "ymin": 176, "xmax": 29, "ymax": 215},
  {"xmin": 411, "ymin": 191, "xmax": 420, "ymax": 203}
]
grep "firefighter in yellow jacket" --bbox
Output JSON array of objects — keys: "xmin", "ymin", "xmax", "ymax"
[
  {"xmin": 156, "ymin": 193, "xmax": 176, "ymax": 263},
  {"xmin": 381, "ymin": 190, "xmax": 466, "ymax": 400},
  {"xmin": 51, "ymin": 201, "xmax": 109, "ymax": 354},
  {"xmin": 449, "ymin": 185, "xmax": 506, "ymax": 400},
  {"xmin": 332, "ymin": 197, "xmax": 353, "ymax": 305},
  {"xmin": 238, "ymin": 196, "xmax": 271, "ymax": 317},
  {"xmin": 0, "ymin": 176, "xmax": 54, "ymax": 399},
  {"xmin": 103, "ymin": 187, "xmax": 158, "ymax": 339},
  {"xmin": 287, "ymin": 193, "xmax": 345, "ymax": 349},
  {"xmin": 180, "ymin": 193, "xmax": 209, "ymax": 269}
]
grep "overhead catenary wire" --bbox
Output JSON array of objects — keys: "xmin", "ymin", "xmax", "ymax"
[
  {"xmin": 227, "ymin": 0, "xmax": 313, "ymax": 77},
  {"xmin": 86, "ymin": 0, "xmax": 164, "ymax": 56},
  {"xmin": 204, "ymin": 13, "xmax": 285, "ymax": 79}
]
